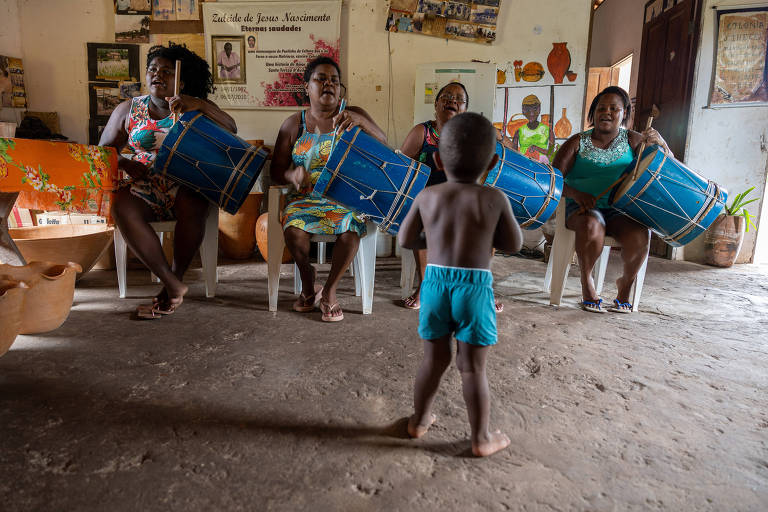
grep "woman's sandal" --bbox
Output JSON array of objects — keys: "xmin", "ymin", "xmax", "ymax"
[
  {"xmin": 580, "ymin": 298, "xmax": 606, "ymax": 314},
  {"xmin": 607, "ymin": 298, "xmax": 633, "ymax": 313},
  {"xmin": 495, "ymin": 299, "xmax": 504, "ymax": 313},
  {"xmin": 319, "ymin": 299, "xmax": 344, "ymax": 322},
  {"xmin": 402, "ymin": 293, "xmax": 420, "ymax": 310},
  {"xmin": 136, "ymin": 298, "xmax": 182, "ymax": 319},
  {"xmin": 293, "ymin": 285, "xmax": 323, "ymax": 312}
]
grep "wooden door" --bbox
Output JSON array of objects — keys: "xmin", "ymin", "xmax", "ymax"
[
  {"xmin": 584, "ymin": 67, "xmax": 620, "ymax": 129},
  {"xmin": 635, "ymin": 0, "xmax": 702, "ymax": 158}
]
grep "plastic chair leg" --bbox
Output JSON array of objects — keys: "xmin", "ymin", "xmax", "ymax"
[
  {"xmin": 293, "ymin": 263, "xmax": 302, "ymax": 295},
  {"xmin": 594, "ymin": 246, "xmax": 611, "ymax": 296},
  {"xmin": 317, "ymin": 241, "xmax": 326, "ymax": 265},
  {"xmin": 114, "ymin": 228, "xmax": 128, "ymax": 299},
  {"xmin": 200, "ymin": 207, "xmax": 218, "ymax": 298},
  {"xmin": 400, "ymin": 249, "xmax": 416, "ymax": 299},
  {"xmin": 358, "ymin": 225, "xmax": 377, "ymax": 314},
  {"xmin": 150, "ymin": 230, "xmax": 164, "ymax": 283},
  {"xmin": 548, "ymin": 230, "xmax": 575, "ymax": 306},
  {"xmin": 631, "ymin": 255, "xmax": 648, "ymax": 312},
  {"xmin": 267, "ymin": 189, "xmax": 285, "ymax": 312}
]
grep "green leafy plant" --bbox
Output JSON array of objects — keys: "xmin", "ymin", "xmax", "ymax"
[{"xmin": 726, "ymin": 187, "xmax": 759, "ymax": 232}]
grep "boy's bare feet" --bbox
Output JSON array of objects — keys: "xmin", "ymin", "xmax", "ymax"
[
  {"xmin": 472, "ymin": 430, "xmax": 510, "ymax": 457},
  {"xmin": 407, "ymin": 413, "xmax": 436, "ymax": 438}
]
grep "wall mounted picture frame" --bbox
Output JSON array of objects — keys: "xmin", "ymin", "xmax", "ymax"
[
  {"xmin": 88, "ymin": 118, "xmax": 109, "ymax": 145},
  {"xmin": 87, "ymin": 43, "xmax": 140, "ymax": 82},
  {"xmin": 211, "ymin": 35, "xmax": 246, "ymax": 84},
  {"xmin": 114, "ymin": 0, "xmax": 152, "ymax": 15},
  {"xmin": 89, "ymin": 83, "xmax": 123, "ymax": 118}
]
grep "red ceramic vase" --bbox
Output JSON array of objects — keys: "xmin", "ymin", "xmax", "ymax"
[{"xmin": 547, "ymin": 42, "xmax": 571, "ymax": 84}]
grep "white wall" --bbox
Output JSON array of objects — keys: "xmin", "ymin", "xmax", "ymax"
[
  {"xmin": 10, "ymin": 0, "xmax": 592, "ymax": 149},
  {"xmin": 588, "ymin": 0, "xmax": 644, "ymax": 100},
  {"xmin": 0, "ymin": 0, "xmax": 22, "ymax": 57},
  {"xmin": 684, "ymin": 0, "xmax": 768, "ymax": 263}
]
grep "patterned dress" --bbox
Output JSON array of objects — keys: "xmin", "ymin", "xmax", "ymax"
[
  {"xmin": 118, "ymin": 95, "xmax": 179, "ymax": 220},
  {"xmin": 417, "ymin": 120, "xmax": 444, "ymax": 187},
  {"xmin": 282, "ymin": 111, "xmax": 366, "ymax": 237}
]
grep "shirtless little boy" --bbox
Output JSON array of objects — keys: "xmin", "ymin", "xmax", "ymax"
[{"xmin": 398, "ymin": 112, "xmax": 523, "ymax": 457}]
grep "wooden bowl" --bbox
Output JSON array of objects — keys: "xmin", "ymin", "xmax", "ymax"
[
  {"xmin": 10, "ymin": 224, "xmax": 114, "ymax": 276},
  {"xmin": 0, "ymin": 261, "xmax": 81, "ymax": 334}
]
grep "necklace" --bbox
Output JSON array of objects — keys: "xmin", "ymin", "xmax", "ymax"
[{"xmin": 579, "ymin": 128, "xmax": 629, "ymax": 165}]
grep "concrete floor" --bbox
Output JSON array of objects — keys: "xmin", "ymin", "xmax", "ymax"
[{"xmin": 1, "ymin": 254, "xmax": 767, "ymax": 511}]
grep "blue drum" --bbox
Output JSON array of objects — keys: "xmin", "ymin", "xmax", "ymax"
[
  {"xmin": 609, "ymin": 146, "xmax": 728, "ymax": 247},
  {"xmin": 155, "ymin": 111, "xmax": 268, "ymax": 215},
  {"xmin": 313, "ymin": 126, "xmax": 431, "ymax": 235},
  {"xmin": 482, "ymin": 142, "xmax": 563, "ymax": 229}
]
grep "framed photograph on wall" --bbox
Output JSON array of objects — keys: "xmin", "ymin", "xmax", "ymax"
[
  {"xmin": 211, "ymin": 35, "xmax": 246, "ymax": 84},
  {"xmin": 87, "ymin": 43, "xmax": 140, "ymax": 82},
  {"xmin": 88, "ymin": 118, "xmax": 109, "ymax": 145},
  {"xmin": 710, "ymin": 7, "xmax": 768, "ymax": 105},
  {"xmin": 114, "ymin": 0, "xmax": 151, "ymax": 15},
  {"xmin": 89, "ymin": 83, "xmax": 123, "ymax": 118}
]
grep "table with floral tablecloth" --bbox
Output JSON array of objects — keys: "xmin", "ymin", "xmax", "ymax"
[{"xmin": 0, "ymin": 138, "xmax": 117, "ymax": 264}]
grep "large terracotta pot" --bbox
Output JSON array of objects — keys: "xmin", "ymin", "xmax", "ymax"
[
  {"xmin": 554, "ymin": 108, "xmax": 572, "ymax": 138},
  {"xmin": 547, "ymin": 42, "xmax": 571, "ymax": 84},
  {"xmin": 0, "ymin": 261, "xmax": 81, "ymax": 334},
  {"xmin": 255, "ymin": 213, "xmax": 292, "ymax": 263},
  {"xmin": 703, "ymin": 214, "xmax": 745, "ymax": 267},
  {"xmin": 219, "ymin": 193, "xmax": 263, "ymax": 259},
  {"xmin": 9, "ymin": 224, "xmax": 114, "ymax": 277},
  {"xmin": 0, "ymin": 280, "xmax": 28, "ymax": 357}
]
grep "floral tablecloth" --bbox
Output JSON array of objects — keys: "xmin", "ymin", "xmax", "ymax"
[{"xmin": 0, "ymin": 138, "xmax": 117, "ymax": 215}]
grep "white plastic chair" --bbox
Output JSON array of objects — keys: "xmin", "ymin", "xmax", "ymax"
[
  {"xmin": 400, "ymin": 248, "xmax": 417, "ymax": 299},
  {"xmin": 544, "ymin": 201, "xmax": 647, "ymax": 311},
  {"xmin": 267, "ymin": 186, "xmax": 377, "ymax": 314},
  {"xmin": 114, "ymin": 205, "xmax": 219, "ymax": 298}
]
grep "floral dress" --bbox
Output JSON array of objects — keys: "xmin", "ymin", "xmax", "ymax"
[
  {"xmin": 118, "ymin": 95, "xmax": 179, "ymax": 220},
  {"xmin": 281, "ymin": 111, "xmax": 366, "ymax": 237}
]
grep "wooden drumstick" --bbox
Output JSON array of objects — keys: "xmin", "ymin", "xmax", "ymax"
[
  {"xmin": 172, "ymin": 60, "xmax": 181, "ymax": 124},
  {"xmin": 630, "ymin": 104, "xmax": 660, "ymax": 181}
]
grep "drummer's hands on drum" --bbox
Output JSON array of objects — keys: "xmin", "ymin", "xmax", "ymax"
[
  {"xmin": 165, "ymin": 94, "xmax": 204, "ymax": 116},
  {"xmin": 119, "ymin": 157, "xmax": 150, "ymax": 180},
  {"xmin": 641, "ymin": 127, "xmax": 672, "ymax": 156},
  {"xmin": 286, "ymin": 165, "xmax": 311, "ymax": 192},
  {"xmin": 333, "ymin": 109, "xmax": 365, "ymax": 133},
  {"xmin": 572, "ymin": 189, "xmax": 597, "ymax": 212}
]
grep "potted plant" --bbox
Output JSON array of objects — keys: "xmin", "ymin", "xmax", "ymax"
[{"xmin": 704, "ymin": 187, "xmax": 759, "ymax": 267}]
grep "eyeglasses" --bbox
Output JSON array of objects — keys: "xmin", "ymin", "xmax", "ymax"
[
  {"xmin": 312, "ymin": 75, "xmax": 340, "ymax": 86},
  {"xmin": 439, "ymin": 94, "xmax": 466, "ymax": 104}
]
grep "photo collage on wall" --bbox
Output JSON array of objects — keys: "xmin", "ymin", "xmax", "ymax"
[
  {"xmin": 86, "ymin": 43, "xmax": 141, "ymax": 144},
  {"xmin": 385, "ymin": 0, "xmax": 500, "ymax": 45},
  {"xmin": 0, "ymin": 55, "xmax": 27, "ymax": 108}
]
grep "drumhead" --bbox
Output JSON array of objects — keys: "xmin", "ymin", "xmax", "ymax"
[{"xmin": 611, "ymin": 147, "xmax": 659, "ymax": 203}]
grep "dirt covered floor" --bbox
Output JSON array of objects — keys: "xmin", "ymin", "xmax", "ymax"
[{"xmin": 1, "ymin": 254, "xmax": 767, "ymax": 511}]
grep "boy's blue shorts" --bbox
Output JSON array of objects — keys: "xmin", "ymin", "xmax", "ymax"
[{"xmin": 418, "ymin": 264, "xmax": 497, "ymax": 346}]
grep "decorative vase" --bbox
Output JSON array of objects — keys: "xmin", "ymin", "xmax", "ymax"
[
  {"xmin": 0, "ymin": 280, "xmax": 28, "ymax": 357},
  {"xmin": 703, "ymin": 214, "xmax": 745, "ymax": 267},
  {"xmin": 547, "ymin": 42, "xmax": 571, "ymax": 84},
  {"xmin": 219, "ymin": 193, "xmax": 263, "ymax": 259},
  {"xmin": 496, "ymin": 69, "xmax": 506, "ymax": 85},
  {"xmin": 554, "ymin": 108, "xmax": 572, "ymax": 138},
  {"xmin": 0, "ymin": 261, "xmax": 81, "ymax": 334},
  {"xmin": 255, "ymin": 213, "xmax": 293, "ymax": 263}
]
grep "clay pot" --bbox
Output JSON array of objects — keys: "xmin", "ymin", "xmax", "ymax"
[
  {"xmin": 255, "ymin": 213, "xmax": 292, "ymax": 263},
  {"xmin": 506, "ymin": 113, "xmax": 527, "ymax": 137},
  {"xmin": 9, "ymin": 224, "xmax": 114, "ymax": 277},
  {"xmin": 554, "ymin": 108, "xmax": 572, "ymax": 138},
  {"xmin": 219, "ymin": 193, "xmax": 263, "ymax": 259},
  {"xmin": 521, "ymin": 62, "xmax": 545, "ymax": 82},
  {"xmin": 547, "ymin": 42, "xmax": 571, "ymax": 84},
  {"xmin": 703, "ymin": 214, "xmax": 745, "ymax": 267},
  {"xmin": 566, "ymin": 71, "xmax": 577, "ymax": 82},
  {"xmin": 496, "ymin": 69, "xmax": 506, "ymax": 85},
  {"xmin": 0, "ymin": 261, "xmax": 81, "ymax": 334},
  {"xmin": 0, "ymin": 280, "xmax": 28, "ymax": 357}
]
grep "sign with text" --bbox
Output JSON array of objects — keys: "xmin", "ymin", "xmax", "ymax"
[
  {"xmin": 203, "ymin": 1, "xmax": 341, "ymax": 109},
  {"xmin": 711, "ymin": 9, "xmax": 768, "ymax": 104}
]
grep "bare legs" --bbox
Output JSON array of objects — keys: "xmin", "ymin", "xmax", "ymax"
[
  {"xmin": 409, "ymin": 337, "xmax": 509, "ymax": 457},
  {"xmin": 283, "ymin": 226, "xmax": 360, "ymax": 320},
  {"xmin": 567, "ymin": 210, "xmax": 650, "ymax": 304},
  {"xmin": 111, "ymin": 186, "xmax": 209, "ymax": 310}
]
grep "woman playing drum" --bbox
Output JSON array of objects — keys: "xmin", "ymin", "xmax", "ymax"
[
  {"xmin": 399, "ymin": 83, "xmax": 503, "ymax": 312},
  {"xmin": 552, "ymin": 86, "xmax": 670, "ymax": 313},
  {"xmin": 101, "ymin": 43, "xmax": 236, "ymax": 318},
  {"xmin": 271, "ymin": 57, "xmax": 386, "ymax": 322}
]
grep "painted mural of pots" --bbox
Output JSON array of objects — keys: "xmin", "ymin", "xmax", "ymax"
[
  {"xmin": 10, "ymin": 224, "xmax": 114, "ymax": 277},
  {"xmin": 554, "ymin": 108, "xmax": 572, "ymax": 138},
  {"xmin": 219, "ymin": 193, "xmax": 263, "ymax": 259},
  {"xmin": 0, "ymin": 280, "xmax": 29, "ymax": 357},
  {"xmin": 547, "ymin": 42, "xmax": 571, "ymax": 84},
  {"xmin": 703, "ymin": 215, "xmax": 745, "ymax": 267},
  {"xmin": 0, "ymin": 261, "xmax": 82, "ymax": 334}
]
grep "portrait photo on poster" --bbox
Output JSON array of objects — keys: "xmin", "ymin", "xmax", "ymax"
[
  {"xmin": 212, "ymin": 35, "xmax": 246, "ymax": 84},
  {"xmin": 247, "ymin": 34, "xmax": 257, "ymax": 53}
]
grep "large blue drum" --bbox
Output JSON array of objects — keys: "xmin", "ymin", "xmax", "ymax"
[
  {"xmin": 155, "ymin": 111, "xmax": 268, "ymax": 215},
  {"xmin": 482, "ymin": 142, "xmax": 563, "ymax": 229},
  {"xmin": 609, "ymin": 146, "xmax": 727, "ymax": 247},
  {"xmin": 313, "ymin": 126, "xmax": 431, "ymax": 235}
]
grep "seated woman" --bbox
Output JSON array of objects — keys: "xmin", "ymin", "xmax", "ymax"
[
  {"xmin": 101, "ymin": 43, "xmax": 236, "ymax": 318},
  {"xmin": 271, "ymin": 57, "xmax": 386, "ymax": 322},
  {"xmin": 552, "ymin": 86, "xmax": 670, "ymax": 313},
  {"xmin": 400, "ymin": 82, "xmax": 503, "ymax": 312}
]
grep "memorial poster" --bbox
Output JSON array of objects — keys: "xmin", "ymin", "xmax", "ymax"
[
  {"xmin": 203, "ymin": 1, "xmax": 341, "ymax": 109},
  {"xmin": 711, "ymin": 9, "xmax": 768, "ymax": 104}
]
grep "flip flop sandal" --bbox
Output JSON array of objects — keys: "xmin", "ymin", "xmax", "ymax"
[
  {"xmin": 608, "ymin": 299, "xmax": 633, "ymax": 314},
  {"xmin": 402, "ymin": 294, "xmax": 420, "ymax": 310},
  {"xmin": 293, "ymin": 285, "xmax": 323, "ymax": 312},
  {"xmin": 580, "ymin": 298, "xmax": 606, "ymax": 314},
  {"xmin": 495, "ymin": 300, "xmax": 504, "ymax": 313},
  {"xmin": 319, "ymin": 299, "xmax": 344, "ymax": 322},
  {"xmin": 136, "ymin": 300, "xmax": 180, "ymax": 319}
]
